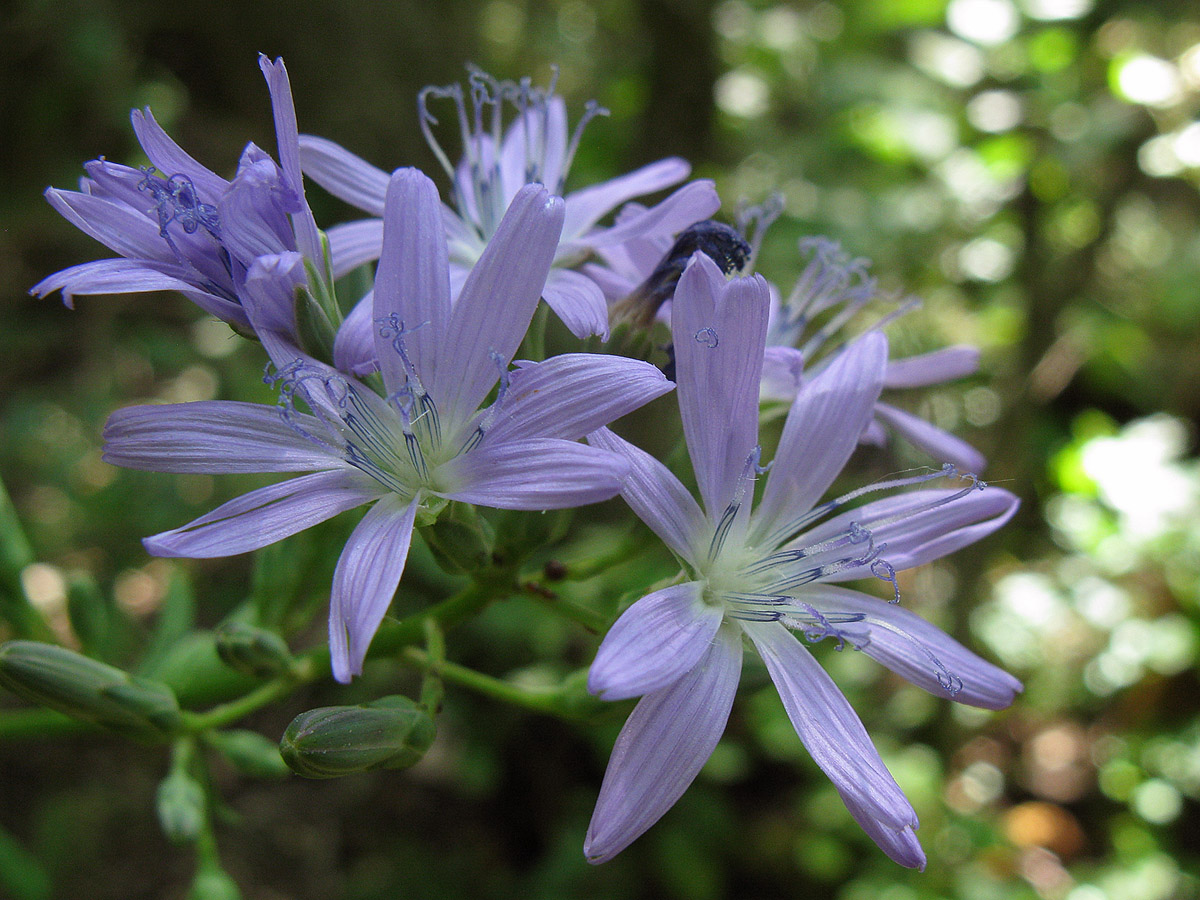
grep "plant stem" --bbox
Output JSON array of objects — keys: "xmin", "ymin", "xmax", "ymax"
[{"xmin": 399, "ymin": 647, "xmax": 564, "ymax": 716}]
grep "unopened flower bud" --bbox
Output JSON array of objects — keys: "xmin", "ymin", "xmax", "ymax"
[
  {"xmin": 188, "ymin": 866, "xmax": 242, "ymax": 900},
  {"xmin": 280, "ymin": 695, "xmax": 436, "ymax": 779},
  {"xmin": 0, "ymin": 640, "xmax": 182, "ymax": 740},
  {"xmin": 157, "ymin": 768, "xmax": 206, "ymax": 844},
  {"xmin": 214, "ymin": 623, "xmax": 293, "ymax": 678}
]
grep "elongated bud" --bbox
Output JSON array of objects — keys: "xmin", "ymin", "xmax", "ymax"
[
  {"xmin": 206, "ymin": 729, "xmax": 291, "ymax": 779},
  {"xmin": 188, "ymin": 866, "xmax": 242, "ymax": 900},
  {"xmin": 157, "ymin": 767, "xmax": 206, "ymax": 844},
  {"xmin": 280, "ymin": 696, "xmax": 436, "ymax": 779},
  {"xmin": 0, "ymin": 640, "xmax": 182, "ymax": 740},
  {"xmin": 214, "ymin": 623, "xmax": 293, "ymax": 678}
]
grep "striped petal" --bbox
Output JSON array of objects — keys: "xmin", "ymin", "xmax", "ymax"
[
  {"xmin": 441, "ymin": 438, "xmax": 627, "ymax": 510},
  {"xmin": 486, "ymin": 354, "xmax": 672, "ymax": 444},
  {"xmin": 801, "ymin": 585, "xmax": 1023, "ymax": 710},
  {"xmin": 744, "ymin": 621, "xmax": 918, "ymax": 834},
  {"xmin": 585, "ymin": 625, "xmax": 742, "ymax": 864},
  {"xmin": 298, "ymin": 134, "xmax": 389, "ymax": 216},
  {"xmin": 587, "ymin": 427, "xmax": 706, "ymax": 562},
  {"xmin": 144, "ymin": 470, "xmax": 383, "ymax": 559},
  {"xmin": 588, "ymin": 581, "xmax": 721, "ymax": 701},
  {"xmin": 329, "ymin": 494, "xmax": 419, "ymax": 683},
  {"xmin": 103, "ymin": 401, "xmax": 343, "ymax": 474}
]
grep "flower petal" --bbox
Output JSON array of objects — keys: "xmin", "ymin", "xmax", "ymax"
[
  {"xmin": 671, "ymin": 255, "xmax": 770, "ymax": 517},
  {"xmin": 103, "ymin": 401, "xmax": 344, "ymax": 474},
  {"xmin": 373, "ymin": 168, "xmax": 452, "ymax": 397},
  {"xmin": 753, "ymin": 333, "xmax": 887, "ymax": 545},
  {"xmin": 802, "ymin": 485, "xmax": 1019, "ymax": 580},
  {"xmin": 433, "ymin": 185, "xmax": 565, "ymax": 423},
  {"xmin": 873, "ymin": 402, "xmax": 987, "ymax": 474},
  {"xmin": 30, "ymin": 259, "xmax": 243, "ymax": 324},
  {"xmin": 298, "ymin": 134, "xmax": 390, "ymax": 216},
  {"xmin": 144, "ymin": 470, "xmax": 384, "ymax": 558},
  {"xmin": 441, "ymin": 437, "xmax": 627, "ymax": 510},
  {"xmin": 329, "ymin": 493, "xmax": 419, "ymax": 683},
  {"xmin": 883, "ymin": 346, "xmax": 979, "ymax": 389},
  {"xmin": 803, "ymin": 585, "xmax": 1023, "ymax": 710},
  {"xmin": 130, "ymin": 108, "xmax": 228, "ymax": 203},
  {"xmin": 44, "ymin": 188, "xmax": 171, "ymax": 263},
  {"xmin": 257, "ymin": 54, "xmax": 322, "ymax": 263},
  {"xmin": 841, "ymin": 793, "xmax": 927, "ymax": 869},
  {"xmin": 587, "ymin": 427, "xmax": 706, "ymax": 562},
  {"xmin": 744, "ymin": 621, "xmax": 918, "ymax": 833},
  {"xmin": 333, "ymin": 290, "xmax": 379, "ymax": 376},
  {"xmin": 486, "ymin": 354, "xmax": 673, "ymax": 444},
  {"xmin": 564, "ymin": 179, "xmax": 721, "ymax": 260},
  {"xmin": 562, "ymin": 158, "xmax": 691, "ymax": 240},
  {"xmin": 760, "ymin": 346, "xmax": 806, "ymax": 402},
  {"xmin": 589, "ymin": 582, "xmax": 722, "ymax": 701},
  {"xmin": 326, "ymin": 219, "xmax": 384, "ymax": 278},
  {"xmin": 542, "ymin": 269, "xmax": 610, "ymax": 339},
  {"xmin": 585, "ymin": 625, "xmax": 742, "ymax": 864}
]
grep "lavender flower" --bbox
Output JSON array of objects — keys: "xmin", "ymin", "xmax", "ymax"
[
  {"xmin": 583, "ymin": 253, "xmax": 1020, "ymax": 866},
  {"xmin": 32, "ymin": 56, "xmax": 328, "ymax": 343},
  {"xmin": 298, "ymin": 68, "xmax": 719, "ymax": 346},
  {"xmin": 590, "ymin": 230, "xmax": 986, "ymax": 470},
  {"xmin": 762, "ymin": 237, "xmax": 986, "ymax": 472},
  {"xmin": 102, "ymin": 171, "xmax": 673, "ymax": 683}
]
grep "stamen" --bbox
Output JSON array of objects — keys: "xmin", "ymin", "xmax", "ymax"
[
  {"xmin": 560, "ymin": 99, "xmax": 609, "ymax": 193},
  {"xmin": 458, "ymin": 349, "xmax": 512, "ymax": 454},
  {"xmin": 138, "ymin": 167, "xmax": 220, "ymax": 240},
  {"xmin": 786, "ymin": 602, "xmax": 871, "ymax": 651},
  {"xmin": 264, "ymin": 359, "xmax": 415, "ymax": 494},
  {"xmin": 735, "ymin": 193, "xmax": 784, "ymax": 272},
  {"xmin": 707, "ymin": 447, "xmax": 766, "ymax": 561},
  {"xmin": 376, "ymin": 314, "xmax": 441, "ymax": 446},
  {"xmin": 417, "ymin": 83, "xmax": 467, "ymax": 183},
  {"xmin": 765, "ymin": 463, "xmax": 957, "ymax": 547},
  {"xmin": 862, "ymin": 616, "xmax": 964, "ymax": 696},
  {"xmin": 871, "ymin": 558, "xmax": 901, "ymax": 604}
]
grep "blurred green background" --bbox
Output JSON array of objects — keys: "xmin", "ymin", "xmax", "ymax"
[{"xmin": 2, "ymin": 0, "xmax": 1199, "ymax": 897}]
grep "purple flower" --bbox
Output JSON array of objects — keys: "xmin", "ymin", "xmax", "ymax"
[
  {"xmin": 32, "ymin": 56, "xmax": 327, "ymax": 342},
  {"xmin": 298, "ymin": 68, "xmax": 719, "ymax": 344},
  {"xmin": 588, "ymin": 228, "xmax": 986, "ymax": 471},
  {"xmin": 762, "ymin": 237, "xmax": 986, "ymax": 472},
  {"xmin": 102, "ymin": 171, "xmax": 673, "ymax": 683},
  {"xmin": 583, "ymin": 253, "xmax": 1020, "ymax": 866}
]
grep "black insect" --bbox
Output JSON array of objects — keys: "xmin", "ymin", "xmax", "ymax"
[{"xmin": 610, "ymin": 220, "xmax": 751, "ymax": 329}]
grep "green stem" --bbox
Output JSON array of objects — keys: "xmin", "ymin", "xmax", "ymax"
[
  {"xmin": 180, "ymin": 664, "xmax": 311, "ymax": 734},
  {"xmin": 399, "ymin": 647, "xmax": 564, "ymax": 716}
]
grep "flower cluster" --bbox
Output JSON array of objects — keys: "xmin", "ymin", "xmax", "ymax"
[{"xmin": 34, "ymin": 57, "xmax": 1021, "ymax": 868}]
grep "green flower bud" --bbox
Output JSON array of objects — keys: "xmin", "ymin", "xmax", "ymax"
[
  {"xmin": 188, "ymin": 866, "xmax": 242, "ymax": 900},
  {"xmin": 0, "ymin": 641, "xmax": 182, "ymax": 740},
  {"xmin": 213, "ymin": 624, "xmax": 293, "ymax": 678},
  {"xmin": 280, "ymin": 696, "xmax": 436, "ymax": 779},
  {"xmin": 206, "ymin": 729, "xmax": 291, "ymax": 780},
  {"xmin": 156, "ymin": 768, "xmax": 206, "ymax": 844}
]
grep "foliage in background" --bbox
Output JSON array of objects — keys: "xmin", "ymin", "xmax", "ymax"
[{"xmin": 1, "ymin": 0, "xmax": 1198, "ymax": 898}]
